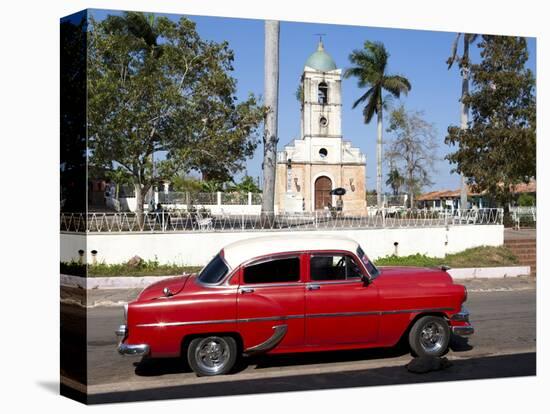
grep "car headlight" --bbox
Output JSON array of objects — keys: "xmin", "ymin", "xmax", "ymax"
[{"xmin": 124, "ymin": 303, "xmax": 128, "ymax": 323}]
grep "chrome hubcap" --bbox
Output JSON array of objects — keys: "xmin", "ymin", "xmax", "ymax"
[
  {"xmin": 419, "ymin": 322, "xmax": 445, "ymax": 353},
  {"xmin": 195, "ymin": 337, "xmax": 230, "ymax": 374}
]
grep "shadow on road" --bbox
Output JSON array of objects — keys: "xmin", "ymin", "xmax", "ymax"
[
  {"xmin": 133, "ymin": 335, "xmax": 470, "ymax": 378},
  {"xmin": 449, "ymin": 334, "xmax": 474, "ymax": 352},
  {"xmin": 133, "ymin": 342, "xmax": 411, "ymax": 377},
  {"xmin": 87, "ymin": 352, "xmax": 535, "ymax": 405}
]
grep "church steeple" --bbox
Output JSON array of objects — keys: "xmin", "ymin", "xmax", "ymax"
[
  {"xmin": 301, "ymin": 40, "xmax": 342, "ymax": 139},
  {"xmin": 304, "ymin": 40, "xmax": 337, "ymax": 72}
]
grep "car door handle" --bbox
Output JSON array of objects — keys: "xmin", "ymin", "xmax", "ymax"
[
  {"xmin": 240, "ymin": 287, "xmax": 255, "ymax": 294},
  {"xmin": 307, "ymin": 284, "xmax": 321, "ymax": 291}
]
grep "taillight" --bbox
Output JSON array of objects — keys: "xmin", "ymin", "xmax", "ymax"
[{"xmin": 463, "ymin": 287, "xmax": 468, "ymax": 303}]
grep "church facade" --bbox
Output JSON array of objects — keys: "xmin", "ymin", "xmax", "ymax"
[{"xmin": 275, "ymin": 41, "xmax": 367, "ymax": 214}]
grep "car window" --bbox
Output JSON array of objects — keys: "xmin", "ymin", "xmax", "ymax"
[
  {"xmin": 197, "ymin": 254, "xmax": 229, "ymax": 284},
  {"xmin": 357, "ymin": 246, "xmax": 380, "ymax": 278},
  {"xmin": 243, "ymin": 257, "xmax": 300, "ymax": 284},
  {"xmin": 310, "ymin": 254, "xmax": 363, "ymax": 281}
]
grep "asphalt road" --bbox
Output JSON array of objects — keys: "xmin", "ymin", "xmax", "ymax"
[{"xmin": 61, "ymin": 286, "xmax": 536, "ymax": 404}]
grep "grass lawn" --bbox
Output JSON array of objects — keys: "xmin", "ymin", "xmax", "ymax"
[
  {"xmin": 61, "ymin": 245, "xmax": 518, "ymax": 277},
  {"xmin": 375, "ymin": 245, "xmax": 519, "ymax": 268}
]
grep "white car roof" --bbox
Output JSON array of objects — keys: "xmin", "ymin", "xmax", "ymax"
[{"xmin": 221, "ymin": 234, "xmax": 360, "ymax": 269}]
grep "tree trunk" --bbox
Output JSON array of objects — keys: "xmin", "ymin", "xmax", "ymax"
[
  {"xmin": 261, "ymin": 20, "xmax": 280, "ymax": 218},
  {"xmin": 376, "ymin": 105, "xmax": 383, "ymax": 209},
  {"xmin": 134, "ymin": 182, "xmax": 147, "ymax": 228},
  {"xmin": 459, "ymin": 37, "xmax": 470, "ymax": 210},
  {"xmin": 408, "ymin": 167, "xmax": 414, "ymax": 210}
]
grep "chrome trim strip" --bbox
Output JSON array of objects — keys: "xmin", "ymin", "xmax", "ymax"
[
  {"xmin": 136, "ymin": 318, "xmax": 238, "ymax": 328},
  {"xmin": 135, "ymin": 307, "xmax": 454, "ymax": 328},
  {"xmin": 243, "ymin": 324, "xmax": 288, "ymax": 354},
  {"xmin": 306, "ymin": 311, "xmax": 380, "ymax": 318},
  {"xmin": 308, "ymin": 279, "xmax": 362, "ymax": 286},
  {"xmin": 238, "ymin": 314, "xmax": 303, "ymax": 323},
  {"xmin": 242, "ymin": 282, "xmax": 303, "ymax": 288},
  {"xmin": 381, "ymin": 307, "xmax": 453, "ymax": 315}
]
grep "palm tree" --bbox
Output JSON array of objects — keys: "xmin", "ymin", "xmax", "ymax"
[
  {"xmin": 344, "ymin": 41, "xmax": 411, "ymax": 209},
  {"xmin": 261, "ymin": 20, "xmax": 280, "ymax": 218},
  {"xmin": 447, "ymin": 33, "xmax": 478, "ymax": 211},
  {"xmin": 386, "ymin": 167, "xmax": 404, "ymax": 196}
]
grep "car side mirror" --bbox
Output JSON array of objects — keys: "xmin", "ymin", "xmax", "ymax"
[{"xmin": 361, "ymin": 273, "xmax": 371, "ymax": 285}]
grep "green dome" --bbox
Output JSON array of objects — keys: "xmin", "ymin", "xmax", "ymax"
[{"xmin": 305, "ymin": 40, "xmax": 337, "ymax": 71}]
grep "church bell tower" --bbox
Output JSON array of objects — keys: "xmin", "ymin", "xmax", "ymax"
[
  {"xmin": 275, "ymin": 40, "xmax": 367, "ymax": 214},
  {"xmin": 301, "ymin": 40, "xmax": 343, "ymax": 139}
]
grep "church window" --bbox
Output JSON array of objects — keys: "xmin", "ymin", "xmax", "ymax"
[
  {"xmin": 318, "ymin": 82, "xmax": 328, "ymax": 104},
  {"xmin": 319, "ymin": 148, "xmax": 328, "ymax": 158},
  {"xmin": 319, "ymin": 116, "xmax": 328, "ymax": 127}
]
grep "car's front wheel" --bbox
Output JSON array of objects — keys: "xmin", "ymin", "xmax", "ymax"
[
  {"xmin": 408, "ymin": 316, "xmax": 450, "ymax": 357},
  {"xmin": 187, "ymin": 335, "xmax": 237, "ymax": 376}
]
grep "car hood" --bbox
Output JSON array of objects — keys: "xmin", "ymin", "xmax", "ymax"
[
  {"xmin": 137, "ymin": 274, "xmax": 193, "ymax": 301},
  {"xmin": 375, "ymin": 266, "xmax": 453, "ymax": 287}
]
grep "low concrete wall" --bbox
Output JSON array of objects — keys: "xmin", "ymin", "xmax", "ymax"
[
  {"xmin": 61, "ymin": 225, "xmax": 504, "ymax": 266},
  {"xmin": 60, "ymin": 264, "xmax": 528, "ymax": 290}
]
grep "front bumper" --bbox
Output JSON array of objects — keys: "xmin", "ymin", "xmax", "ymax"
[
  {"xmin": 451, "ymin": 325, "xmax": 475, "ymax": 336},
  {"xmin": 116, "ymin": 324, "xmax": 150, "ymax": 356},
  {"xmin": 450, "ymin": 306, "xmax": 474, "ymax": 336}
]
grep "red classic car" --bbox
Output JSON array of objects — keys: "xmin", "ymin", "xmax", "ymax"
[{"xmin": 116, "ymin": 235, "xmax": 473, "ymax": 376}]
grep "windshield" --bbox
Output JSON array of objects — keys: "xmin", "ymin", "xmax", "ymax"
[
  {"xmin": 197, "ymin": 253, "xmax": 229, "ymax": 284},
  {"xmin": 357, "ymin": 246, "xmax": 380, "ymax": 279}
]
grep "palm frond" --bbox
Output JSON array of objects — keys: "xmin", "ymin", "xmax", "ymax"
[
  {"xmin": 352, "ymin": 87, "xmax": 375, "ymax": 109},
  {"xmin": 364, "ymin": 41, "xmax": 388, "ymax": 73},
  {"xmin": 447, "ymin": 33, "xmax": 462, "ymax": 69},
  {"xmin": 382, "ymin": 75, "xmax": 412, "ymax": 97},
  {"xmin": 362, "ymin": 87, "xmax": 380, "ymax": 123}
]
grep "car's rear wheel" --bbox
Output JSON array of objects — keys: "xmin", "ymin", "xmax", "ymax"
[
  {"xmin": 408, "ymin": 316, "xmax": 450, "ymax": 357},
  {"xmin": 187, "ymin": 335, "xmax": 237, "ymax": 376}
]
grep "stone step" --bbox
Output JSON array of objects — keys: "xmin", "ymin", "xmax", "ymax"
[
  {"xmin": 516, "ymin": 254, "xmax": 536, "ymax": 260},
  {"xmin": 504, "ymin": 239, "xmax": 536, "ymax": 246},
  {"xmin": 506, "ymin": 247, "xmax": 536, "ymax": 253}
]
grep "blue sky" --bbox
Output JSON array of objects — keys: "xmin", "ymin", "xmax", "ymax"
[{"xmin": 89, "ymin": 9, "xmax": 536, "ymax": 193}]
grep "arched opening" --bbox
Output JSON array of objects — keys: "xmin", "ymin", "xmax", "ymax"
[
  {"xmin": 318, "ymin": 82, "xmax": 328, "ymax": 104},
  {"xmin": 315, "ymin": 176, "xmax": 332, "ymax": 210}
]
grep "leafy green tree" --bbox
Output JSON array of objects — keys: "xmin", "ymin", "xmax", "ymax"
[
  {"xmin": 200, "ymin": 180, "xmax": 224, "ymax": 193},
  {"xmin": 445, "ymin": 35, "xmax": 536, "ymax": 209},
  {"xmin": 447, "ymin": 33, "xmax": 479, "ymax": 210},
  {"xmin": 386, "ymin": 105, "xmax": 438, "ymax": 209},
  {"xmin": 344, "ymin": 41, "xmax": 411, "ymax": 209},
  {"xmin": 105, "ymin": 167, "xmax": 133, "ymax": 199},
  {"xmin": 228, "ymin": 175, "xmax": 261, "ymax": 193},
  {"xmin": 88, "ymin": 12, "xmax": 265, "ymax": 220},
  {"xmin": 517, "ymin": 193, "xmax": 535, "ymax": 207},
  {"xmin": 170, "ymin": 175, "xmax": 203, "ymax": 193}
]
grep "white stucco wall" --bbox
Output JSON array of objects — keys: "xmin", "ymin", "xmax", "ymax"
[{"xmin": 60, "ymin": 225, "xmax": 504, "ymax": 266}]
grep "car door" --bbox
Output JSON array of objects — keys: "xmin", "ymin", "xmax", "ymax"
[
  {"xmin": 305, "ymin": 251, "xmax": 380, "ymax": 346},
  {"xmin": 237, "ymin": 253, "xmax": 305, "ymax": 352}
]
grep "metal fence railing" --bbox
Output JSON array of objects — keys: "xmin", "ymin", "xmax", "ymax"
[
  {"xmin": 157, "ymin": 191, "xmax": 259, "ymax": 206},
  {"xmin": 60, "ymin": 208, "xmax": 503, "ymax": 233}
]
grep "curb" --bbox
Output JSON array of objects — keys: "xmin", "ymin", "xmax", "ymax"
[
  {"xmin": 61, "ymin": 265, "xmax": 531, "ymax": 290},
  {"xmin": 60, "ymin": 274, "xmax": 177, "ymax": 289},
  {"xmin": 448, "ymin": 266, "xmax": 530, "ymax": 279}
]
